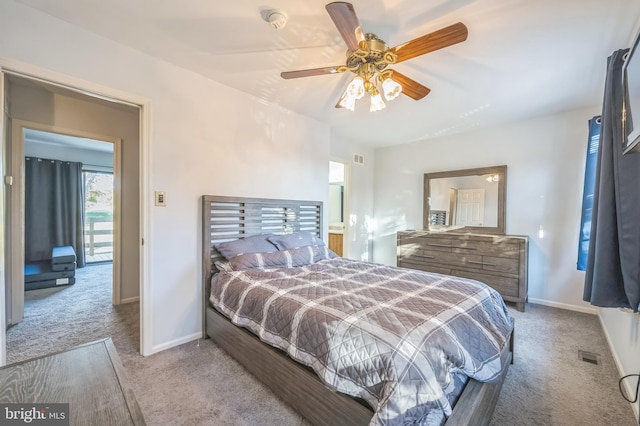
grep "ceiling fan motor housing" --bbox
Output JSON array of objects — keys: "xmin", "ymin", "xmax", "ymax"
[{"xmin": 345, "ymin": 33, "xmax": 394, "ymax": 72}]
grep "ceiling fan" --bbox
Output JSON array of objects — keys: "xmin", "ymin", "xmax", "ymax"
[{"xmin": 280, "ymin": 2, "xmax": 468, "ymax": 112}]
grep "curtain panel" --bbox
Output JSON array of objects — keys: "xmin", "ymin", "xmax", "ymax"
[
  {"xmin": 583, "ymin": 49, "xmax": 640, "ymax": 312},
  {"xmin": 25, "ymin": 157, "xmax": 86, "ymax": 267}
]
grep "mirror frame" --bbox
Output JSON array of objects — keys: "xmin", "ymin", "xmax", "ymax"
[{"xmin": 423, "ymin": 165, "xmax": 507, "ymax": 234}]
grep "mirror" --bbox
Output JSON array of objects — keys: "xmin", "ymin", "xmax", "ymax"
[{"xmin": 423, "ymin": 165, "xmax": 506, "ymax": 234}]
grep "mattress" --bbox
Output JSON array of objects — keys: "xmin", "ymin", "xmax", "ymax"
[
  {"xmin": 25, "ymin": 261, "xmax": 76, "ymax": 291},
  {"xmin": 210, "ymin": 254, "xmax": 513, "ymax": 426},
  {"xmin": 24, "ymin": 261, "xmax": 75, "ymax": 283},
  {"xmin": 25, "ymin": 277, "xmax": 76, "ymax": 291},
  {"xmin": 52, "ymin": 262, "xmax": 77, "ymax": 272},
  {"xmin": 51, "ymin": 246, "xmax": 77, "ymax": 264}
]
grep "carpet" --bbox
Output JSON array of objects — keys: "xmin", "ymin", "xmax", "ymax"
[
  {"xmin": 6, "ymin": 263, "xmax": 138, "ymax": 364},
  {"xmin": 6, "ymin": 271, "xmax": 637, "ymax": 425}
]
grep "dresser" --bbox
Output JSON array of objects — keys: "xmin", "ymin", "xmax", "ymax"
[
  {"xmin": 0, "ymin": 338, "xmax": 145, "ymax": 425},
  {"xmin": 397, "ymin": 231, "xmax": 528, "ymax": 311}
]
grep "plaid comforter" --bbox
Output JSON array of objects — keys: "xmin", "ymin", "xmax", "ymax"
[{"xmin": 210, "ymin": 257, "xmax": 513, "ymax": 425}]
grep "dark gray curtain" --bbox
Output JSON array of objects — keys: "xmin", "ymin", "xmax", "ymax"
[
  {"xmin": 25, "ymin": 157, "xmax": 85, "ymax": 267},
  {"xmin": 584, "ymin": 49, "xmax": 640, "ymax": 312}
]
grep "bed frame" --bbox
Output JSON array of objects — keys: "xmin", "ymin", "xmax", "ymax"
[{"xmin": 201, "ymin": 195, "xmax": 513, "ymax": 426}]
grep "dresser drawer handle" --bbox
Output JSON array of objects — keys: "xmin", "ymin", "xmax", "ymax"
[
  {"xmin": 468, "ymin": 260, "xmax": 497, "ymax": 267},
  {"xmin": 427, "ymin": 243, "xmax": 450, "ymax": 248},
  {"xmin": 467, "ymin": 260, "xmax": 498, "ymax": 266}
]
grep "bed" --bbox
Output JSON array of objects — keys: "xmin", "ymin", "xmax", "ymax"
[{"xmin": 201, "ymin": 195, "xmax": 513, "ymax": 426}]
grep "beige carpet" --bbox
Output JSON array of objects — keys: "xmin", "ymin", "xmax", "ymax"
[
  {"xmin": 6, "ymin": 263, "xmax": 138, "ymax": 364},
  {"xmin": 6, "ymin": 266, "xmax": 638, "ymax": 425}
]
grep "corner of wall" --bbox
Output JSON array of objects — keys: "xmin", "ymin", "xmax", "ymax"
[{"xmin": 597, "ymin": 308, "xmax": 640, "ymax": 422}]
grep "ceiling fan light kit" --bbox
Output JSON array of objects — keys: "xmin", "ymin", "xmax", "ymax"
[{"xmin": 279, "ymin": 2, "xmax": 468, "ymax": 112}]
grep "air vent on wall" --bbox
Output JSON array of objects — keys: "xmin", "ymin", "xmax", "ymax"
[{"xmin": 353, "ymin": 153, "xmax": 364, "ymax": 165}]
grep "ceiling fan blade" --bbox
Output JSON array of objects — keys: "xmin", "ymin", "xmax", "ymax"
[
  {"xmin": 390, "ymin": 70, "xmax": 431, "ymax": 100},
  {"xmin": 390, "ymin": 22, "xmax": 468, "ymax": 63},
  {"xmin": 280, "ymin": 66, "xmax": 345, "ymax": 79},
  {"xmin": 325, "ymin": 2, "xmax": 365, "ymax": 51}
]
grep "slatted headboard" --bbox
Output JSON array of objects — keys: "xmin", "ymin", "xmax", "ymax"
[{"xmin": 201, "ymin": 195, "xmax": 323, "ymax": 336}]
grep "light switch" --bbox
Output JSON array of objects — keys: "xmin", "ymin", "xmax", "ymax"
[{"xmin": 155, "ymin": 191, "xmax": 166, "ymax": 207}]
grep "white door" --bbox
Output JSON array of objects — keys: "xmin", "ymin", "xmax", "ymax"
[{"xmin": 456, "ymin": 189, "xmax": 485, "ymax": 226}]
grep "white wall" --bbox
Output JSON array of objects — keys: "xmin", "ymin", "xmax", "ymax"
[
  {"xmin": 25, "ymin": 141, "xmax": 114, "ymax": 169},
  {"xmin": 0, "ymin": 1, "xmax": 334, "ymax": 353},
  {"xmin": 373, "ymin": 106, "xmax": 600, "ymax": 309},
  {"xmin": 600, "ymin": 309, "xmax": 640, "ymax": 419},
  {"xmin": 329, "ymin": 133, "xmax": 375, "ymax": 262}
]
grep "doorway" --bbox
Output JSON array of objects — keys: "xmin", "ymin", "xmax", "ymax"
[
  {"xmin": 1, "ymin": 71, "xmax": 143, "ymax": 363},
  {"xmin": 328, "ymin": 160, "xmax": 348, "ymax": 257}
]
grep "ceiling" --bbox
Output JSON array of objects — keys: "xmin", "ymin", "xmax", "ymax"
[
  {"xmin": 15, "ymin": 0, "xmax": 640, "ymax": 148},
  {"xmin": 24, "ymin": 128, "xmax": 113, "ymax": 153}
]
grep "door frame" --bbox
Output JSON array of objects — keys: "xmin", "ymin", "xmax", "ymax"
[
  {"xmin": 0, "ymin": 70, "xmax": 7, "ymax": 365},
  {"xmin": 329, "ymin": 158, "xmax": 350, "ymax": 257},
  {"xmin": 9, "ymin": 120, "xmax": 123, "ymax": 323},
  {"xmin": 0, "ymin": 59, "xmax": 152, "ymax": 363}
]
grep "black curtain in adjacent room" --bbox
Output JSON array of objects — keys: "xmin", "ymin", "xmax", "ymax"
[
  {"xmin": 24, "ymin": 157, "xmax": 86, "ymax": 267},
  {"xmin": 583, "ymin": 49, "xmax": 640, "ymax": 312}
]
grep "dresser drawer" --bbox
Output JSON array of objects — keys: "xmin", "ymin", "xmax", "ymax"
[
  {"xmin": 465, "ymin": 255, "xmax": 519, "ymax": 274},
  {"xmin": 451, "ymin": 240, "xmax": 521, "ymax": 258},
  {"xmin": 398, "ymin": 259, "xmax": 452, "ymax": 275},
  {"xmin": 401, "ymin": 248, "xmax": 482, "ymax": 269},
  {"xmin": 398, "ymin": 236, "xmax": 453, "ymax": 252},
  {"xmin": 451, "ymin": 269, "xmax": 520, "ymax": 297}
]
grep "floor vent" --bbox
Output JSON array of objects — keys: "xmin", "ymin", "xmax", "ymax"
[{"xmin": 578, "ymin": 350, "xmax": 601, "ymax": 365}]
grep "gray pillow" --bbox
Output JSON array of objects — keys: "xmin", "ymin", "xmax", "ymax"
[
  {"xmin": 225, "ymin": 245, "xmax": 337, "ymax": 271},
  {"xmin": 267, "ymin": 231, "xmax": 324, "ymax": 250},
  {"xmin": 214, "ymin": 234, "xmax": 278, "ymax": 260}
]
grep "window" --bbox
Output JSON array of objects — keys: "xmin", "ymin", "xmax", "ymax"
[
  {"xmin": 577, "ymin": 116, "xmax": 601, "ymax": 270},
  {"xmin": 83, "ymin": 171, "xmax": 114, "ymax": 263}
]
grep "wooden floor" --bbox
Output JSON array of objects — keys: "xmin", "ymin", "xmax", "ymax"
[
  {"xmin": 86, "ymin": 253, "xmax": 112, "ymax": 263},
  {"xmin": 0, "ymin": 339, "xmax": 145, "ymax": 425}
]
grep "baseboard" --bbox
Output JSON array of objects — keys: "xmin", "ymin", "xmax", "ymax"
[
  {"xmin": 527, "ymin": 297, "xmax": 599, "ymax": 315},
  {"xmin": 149, "ymin": 332, "xmax": 201, "ymax": 355},
  {"xmin": 597, "ymin": 312, "xmax": 640, "ymax": 422},
  {"xmin": 119, "ymin": 296, "xmax": 139, "ymax": 304}
]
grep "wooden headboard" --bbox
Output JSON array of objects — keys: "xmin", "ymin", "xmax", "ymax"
[{"xmin": 201, "ymin": 195, "xmax": 323, "ymax": 335}]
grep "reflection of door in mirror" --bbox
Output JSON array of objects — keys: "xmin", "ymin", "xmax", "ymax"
[
  {"xmin": 429, "ymin": 175, "xmax": 498, "ymax": 228},
  {"xmin": 456, "ymin": 189, "xmax": 485, "ymax": 226},
  {"xmin": 328, "ymin": 161, "xmax": 345, "ymax": 256}
]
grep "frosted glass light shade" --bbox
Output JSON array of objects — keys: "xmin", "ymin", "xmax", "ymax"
[
  {"xmin": 382, "ymin": 77, "xmax": 402, "ymax": 101},
  {"xmin": 346, "ymin": 76, "xmax": 365, "ymax": 100},
  {"xmin": 338, "ymin": 92, "xmax": 357, "ymax": 111},
  {"xmin": 370, "ymin": 91, "xmax": 386, "ymax": 112}
]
